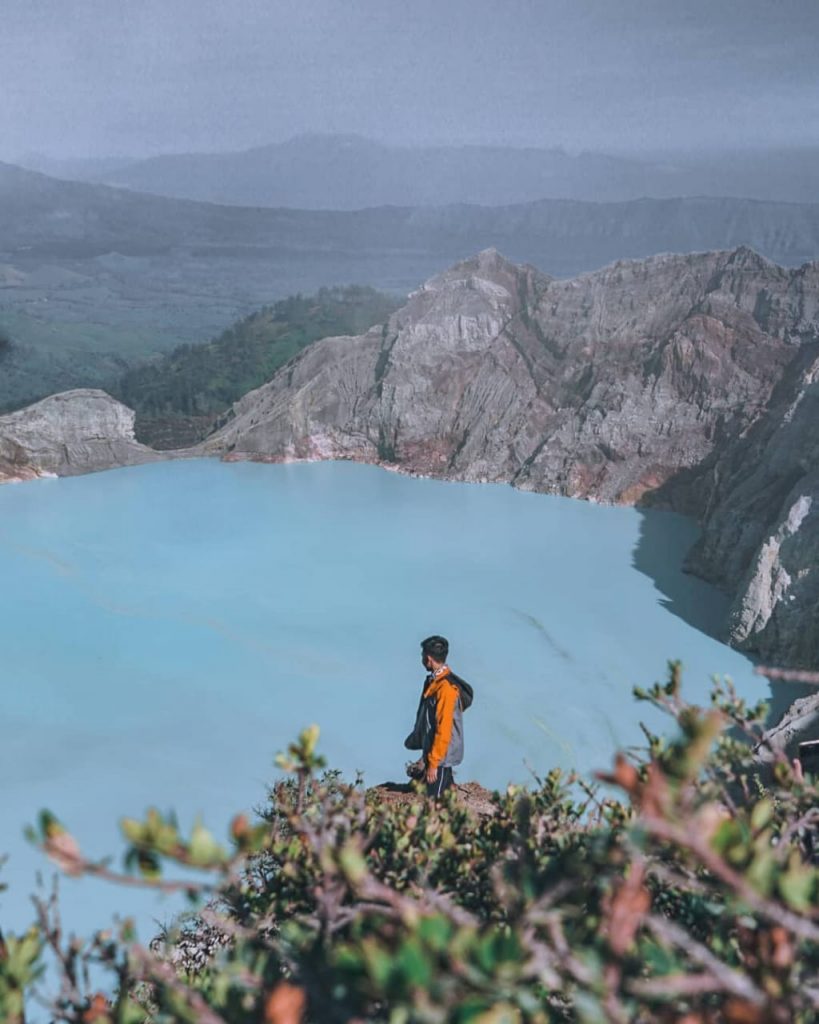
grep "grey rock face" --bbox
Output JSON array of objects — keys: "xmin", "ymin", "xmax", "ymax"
[
  {"xmin": 758, "ymin": 687, "xmax": 819, "ymax": 761},
  {"xmin": 685, "ymin": 354, "xmax": 819, "ymax": 666},
  {"xmin": 0, "ymin": 389, "xmax": 161, "ymax": 482},
  {"xmin": 205, "ymin": 247, "xmax": 819, "ymax": 666},
  {"xmin": 205, "ymin": 247, "xmax": 817, "ymax": 498},
  {"xmin": 732, "ymin": 494, "xmax": 813, "ymax": 643}
]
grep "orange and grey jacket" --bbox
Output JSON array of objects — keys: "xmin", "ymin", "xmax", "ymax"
[{"xmin": 404, "ymin": 668, "xmax": 472, "ymax": 770}]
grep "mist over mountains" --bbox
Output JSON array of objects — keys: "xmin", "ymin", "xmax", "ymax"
[
  {"xmin": 5, "ymin": 159, "xmax": 819, "ymax": 270},
  {"xmin": 19, "ymin": 135, "xmax": 819, "ymax": 209},
  {"xmin": 3, "ymin": 156, "xmax": 819, "ymax": 413}
]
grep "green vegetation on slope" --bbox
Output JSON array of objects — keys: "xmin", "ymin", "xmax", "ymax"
[
  {"xmin": 116, "ymin": 285, "xmax": 400, "ymax": 448},
  {"xmin": 7, "ymin": 665, "xmax": 819, "ymax": 1023},
  {"xmin": 0, "ymin": 338, "xmax": 133, "ymax": 414}
]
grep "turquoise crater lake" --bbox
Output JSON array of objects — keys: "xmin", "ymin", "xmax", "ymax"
[{"xmin": 1, "ymin": 459, "xmax": 766, "ymax": 935}]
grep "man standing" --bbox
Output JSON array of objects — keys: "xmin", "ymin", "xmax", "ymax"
[{"xmin": 405, "ymin": 635, "xmax": 473, "ymax": 799}]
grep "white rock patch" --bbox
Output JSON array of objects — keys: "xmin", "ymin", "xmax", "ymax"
[{"xmin": 731, "ymin": 495, "xmax": 813, "ymax": 641}]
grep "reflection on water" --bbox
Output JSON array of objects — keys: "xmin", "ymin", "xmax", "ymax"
[
  {"xmin": 631, "ymin": 509, "xmax": 815, "ymax": 735},
  {"xmin": 632, "ymin": 508, "xmax": 730, "ymax": 641}
]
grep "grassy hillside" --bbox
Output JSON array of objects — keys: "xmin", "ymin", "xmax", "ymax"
[{"xmin": 116, "ymin": 285, "xmax": 399, "ymax": 448}]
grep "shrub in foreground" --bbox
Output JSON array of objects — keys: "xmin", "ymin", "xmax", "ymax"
[{"xmin": 2, "ymin": 665, "xmax": 819, "ymax": 1023}]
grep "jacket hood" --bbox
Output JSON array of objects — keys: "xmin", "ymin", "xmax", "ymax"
[{"xmin": 449, "ymin": 673, "xmax": 474, "ymax": 711}]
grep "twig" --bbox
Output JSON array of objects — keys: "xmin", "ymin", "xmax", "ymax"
[
  {"xmin": 642, "ymin": 817, "xmax": 819, "ymax": 943},
  {"xmin": 127, "ymin": 943, "xmax": 232, "ymax": 1024},
  {"xmin": 643, "ymin": 914, "xmax": 765, "ymax": 1004},
  {"xmin": 643, "ymin": 857, "xmax": 711, "ymax": 898},
  {"xmin": 37, "ymin": 843, "xmax": 245, "ymax": 896},
  {"xmin": 544, "ymin": 914, "xmax": 597, "ymax": 988},
  {"xmin": 629, "ymin": 973, "xmax": 731, "ymax": 998},
  {"xmin": 85, "ymin": 862, "xmax": 213, "ymax": 894},
  {"xmin": 31, "ymin": 889, "xmax": 84, "ymax": 1009},
  {"xmin": 776, "ymin": 808, "xmax": 819, "ymax": 859}
]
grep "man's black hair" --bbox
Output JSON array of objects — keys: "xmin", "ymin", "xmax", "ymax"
[{"xmin": 421, "ymin": 635, "xmax": 449, "ymax": 662}]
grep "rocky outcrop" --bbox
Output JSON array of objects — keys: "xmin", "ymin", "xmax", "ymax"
[
  {"xmin": 203, "ymin": 247, "xmax": 819, "ymax": 667},
  {"xmin": 0, "ymin": 389, "xmax": 162, "ymax": 482},
  {"xmin": 204, "ymin": 247, "xmax": 818, "ymax": 500},
  {"xmin": 683, "ymin": 352, "xmax": 819, "ymax": 665}
]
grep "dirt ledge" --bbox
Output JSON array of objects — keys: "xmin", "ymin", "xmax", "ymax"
[{"xmin": 368, "ymin": 780, "xmax": 497, "ymax": 817}]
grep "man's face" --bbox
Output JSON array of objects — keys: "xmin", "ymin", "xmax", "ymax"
[{"xmin": 421, "ymin": 651, "xmax": 433, "ymax": 671}]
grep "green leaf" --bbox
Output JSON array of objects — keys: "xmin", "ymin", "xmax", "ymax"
[
  {"xmin": 137, "ymin": 850, "xmax": 161, "ymax": 880},
  {"xmin": 640, "ymin": 938, "xmax": 680, "ymax": 975},
  {"xmin": 574, "ymin": 992, "xmax": 608, "ymax": 1024},
  {"xmin": 779, "ymin": 862, "xmax": 816, "ymax": 911},
  {"xmin": 338, "ymin": 843, "xmax": 367, "ymax": 884},
  {"xmin": 747, "ymin": 850, "xmax": 777, "ymax": 896},
  {"xmin": 274, "ymin": 752, "xmax": 296, "ymax": 772},
  {"xmin": 394, "ymin": 937, "xmax": 433, "ymax": 989},
  {"xmin": 188, "ymin": 821, "xmax": 224, "ymax": 867},
  {"xmin": 301, "ymin": 724, "xmax": 320, "ymax": 757},
  {"xmin": 37, "ymin": 809, "xmax": 61, "ymax": 838},
  {"xmin": 119, "ymin": 996, "xmax": 150, "ymax": 1024},
  {"xmin": 750, "ymin": 798, "xmax": 774, "ymax": 831},
  {"xmin": 120, "ymin": 818, "xmax": 144, "ymax": 844},
  {"xmin": 470, "ymin": 1004, "xmax": 521, "ymax": 1024},
  {"xmin": 711, "ymin": 819, "xmax": 744, "ymax": 856},
  {"xmin": 360, "ymin": 938, "xmax": 394, "ymax": 987},
  {"xmin": 418, "ymin": 915, "xmax": 453, "ymax": 952},
  {"xmin": 155, "ymin": 824, "xmax": 181, "ymax": 856}
]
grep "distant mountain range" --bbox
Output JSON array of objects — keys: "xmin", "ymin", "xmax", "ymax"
[
  {"xmin": 19, "ymin": 134, "xmax": 819, "ymax": 209},
  {"xmin": 3, "ymin": 159, "xmax": 819, "ymax": 411},
  {"xmin": 4, "ymin": 161, "xmax": 819, "ymax": 271}
]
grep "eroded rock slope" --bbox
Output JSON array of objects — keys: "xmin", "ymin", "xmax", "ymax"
[
  {"xmin": 683, "ymin": 353, "xmax": 819, "ymax": 664},
  {"xmin": 205, "ymin": 247, "xmax": 817, "ymax": 497},
  {"xmin": 204, "ymin": 247, "xmax": 819, "ymax": 666},
  {"xmin": 0, "ymin": 389, "xmax": 161, "ymax": 482}
]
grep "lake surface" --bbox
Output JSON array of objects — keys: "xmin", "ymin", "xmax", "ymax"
[{"xmin": 0, "ymin": 459, "xmax": 767, "ymax": 939}]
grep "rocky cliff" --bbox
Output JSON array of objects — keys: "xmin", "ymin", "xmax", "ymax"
[
  {"xmin": 203, "ymin": 248, "xmax": 819, "ymax": 667},
  {"xmin": 204, "ymin": 247, "xmax": 818, "ymax": 499},
  {"xmin": 682, "ymin": 353, "xmax": 819, "ymax": 665},
  {"xmin": 0, "ymin": 389, "xmax": 162, "ymax": 482}
]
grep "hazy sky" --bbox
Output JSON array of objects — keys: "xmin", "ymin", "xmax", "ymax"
[{"xmin": 2, "ymin": 0, "xmax": 818, "ymax": 159}]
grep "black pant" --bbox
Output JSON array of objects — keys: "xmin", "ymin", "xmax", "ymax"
[{"xmin": 426, "ymin": 766, "xmax": 454, "ymax": 799}]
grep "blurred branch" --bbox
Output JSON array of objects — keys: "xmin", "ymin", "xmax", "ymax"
[{"xmin": 642, "ymin": 914, "xmax": 765, "ymax": 1004}]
